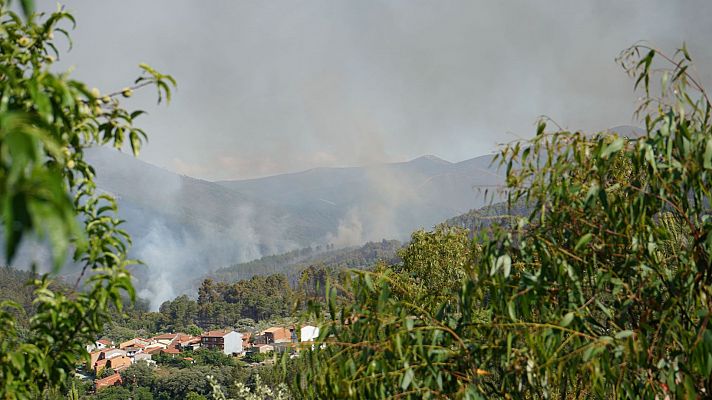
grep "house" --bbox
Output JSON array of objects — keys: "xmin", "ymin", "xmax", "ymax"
[
  {"xmin": 201, "ymin": 330, "xmax": 242, "ymax": 355},
  {"xmin": 95, "ymin": 372, "xmax": 122, "ymax": 391},
  {"xmin": 133, "ymin": 353, "xmax": 154, "ymax": 366},
  {"xmin": 300, "ymin": 325, "xmax": 320, "ymax": 342},
  {"xmin": 101, "ymin": 349, "xmax": 127, "ymax": 360},
  {"xmin": 145, "ymin": 345, "xmax": 166, "ymax": 355},
  {"xmin": 89, "ymin": 347, "xmax": 133, "ymax": 374},
  {"xmin": 251, "ymin": 343, "xmax": 274, "ymax": 354},
  {"xmin": 107, "ymin": 355, "xmax": 132, "ymax": 371},
  {"xmin": 87, "ymin": 350, "xmax": 102, "ymax": 371},
  {"xmin": 119, "ymin": 338, "xmax": 150, "ymax": 350},
  {"xmin": 173, "ymin": 333, "xmax": 194, "ymax": 343},
  {"xmin": 160, "ymin": 347, "xmax": 181, "ymax": 357},
  {"xmin": 123, "ymin": 346, "xmax": 143, "ymax": 357},
  {"xmin": 93, "ymin": 359, "xmax": 108, "ymax": 375},
  {"xmin": 178, "ymin": 337, "xmax": 202, "ymax": 351},
  {"xmin": 151, "ymin": 333, "xmax": 179, "ymax": 346},
  {"xmin": 165, "ymin": 333, "xmax": 195, "ymax": 352},
  {"xmin": 261, "ymin": 327, "xmax": 293, "ymax": 344}
]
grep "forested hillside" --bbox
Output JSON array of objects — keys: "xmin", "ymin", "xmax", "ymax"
[{"xmin": 208, "ymin": 239, "xmax": 401, "ymax": 284}]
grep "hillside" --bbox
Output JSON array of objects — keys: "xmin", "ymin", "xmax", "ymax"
[
  {"xmin": 217, "ymin": 153, "xmax": 504, "ymax": 245},
  {"xmin": 207, "ymin": 239, "xmax": 402, "ymax": 284},
  {"xmin": 78, "ymin": 148, "xmax": 502, "ymax": 308}
]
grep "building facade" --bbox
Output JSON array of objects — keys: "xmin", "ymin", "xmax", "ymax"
[{"xmin": 201, "ymin": 330, "xmax": 242, "ymax": 355}]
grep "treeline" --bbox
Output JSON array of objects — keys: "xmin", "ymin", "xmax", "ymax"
[{"xmin": 105, "ymin": 265, "xmax": 343, "ymax": 339}]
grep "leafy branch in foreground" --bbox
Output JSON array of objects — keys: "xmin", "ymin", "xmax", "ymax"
[
  {"xmin": 0, "ymin": 1, "xmax": 175, "ymax": 398},
  {"xmin": 296, "ymin": 43, "xmax": 712, "ymax": 399}
]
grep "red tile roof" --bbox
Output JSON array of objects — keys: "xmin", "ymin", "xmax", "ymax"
[
  {"xmin": 152, "ymin": 333, "xmax": 178, "ymax": 340},
  {"xmin": 145, "ymin": 346, "xmax": 165, "ymax": 354},
  {"xmin": 263, "ymin": 327, "xmax": 285, "ymax": 333},
  {"xmin": 202, "ymin": 330, "xmax": 230, "ymax": 337},
  {"xmin": 95, "ymin": 373, "xmax": 122, "ymax": 390},
  {"xmin": 96, "ymin": 339, "xmax": 112, "ymax": 346}
]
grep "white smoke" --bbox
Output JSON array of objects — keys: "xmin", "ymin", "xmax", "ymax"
[{"xmin": 325, "ymin": 207, "xmax": 363, "ymax": 247}]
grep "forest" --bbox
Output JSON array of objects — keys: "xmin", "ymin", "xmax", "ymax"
[{"xmin": 2, "ymin": 1, "xmax": 712, "ymax": 399}]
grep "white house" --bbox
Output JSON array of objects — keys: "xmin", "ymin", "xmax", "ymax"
[
  {"xmin": 201, "ymin": 330, "xmax": 242, "ymax": 355},
  {"xmin": 132, "ymin": 353, "xmax": 155, "ymax": 366},
  {"xmin": 300, "ymin": 325, "xmax": 320, "ymax": 342}
]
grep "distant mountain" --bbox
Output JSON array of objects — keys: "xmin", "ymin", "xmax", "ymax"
[
  {"xmin": 217, "ymin": 153, "xmax": 504, "ymax": 246},
  {"xmin": 72, "ymin": 125, "xmax": 643, "ymax": 308},
  {"xmin": 85, "ymin": 148, "xmax": 324, "ymax": 309},
  {"xmin": 80, "ymin": 148, "xmax": 502, "ymax": 309}
]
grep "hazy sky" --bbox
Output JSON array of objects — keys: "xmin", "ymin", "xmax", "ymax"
[{"xmin": 47, "ymin": 1, "xmax": 712, "ymax": 181}]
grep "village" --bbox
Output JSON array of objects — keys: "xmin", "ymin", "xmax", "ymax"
[{"xmin": 87, "ymin": 325, "xmax": 320, "ymax": 392}]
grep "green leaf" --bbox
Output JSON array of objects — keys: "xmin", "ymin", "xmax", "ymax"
[
  {"xmin": 507, "ymin": 301, "xmax": 517, "ymax": 321},
  {"xmin": 601, "ymin": 137, "xmax": 624, "ymax": 159},
  {"xmin": 559, "ymin": 312, "xmax": 575, "ymax": 328},
  {"xmin": 401, "ymin": 368, "xmax": 414, "ymax": 390},
  {"xmin": 20, "ymin": 0, "xmax": 34, "ymax": 19},
  {"xmin": 614, "ymin": 330, "xmax": 634, "ymax": 340},
  {"xmin": 503, "ymin": 255, "xmax": 512, "ymax": 278},
  {"xmin": 574, "ymin": 233, "xmax": 592, "ymax": 251},
  {"xmin": 704, "ymin": 137, "xmax": 712, "ymax": 169}
]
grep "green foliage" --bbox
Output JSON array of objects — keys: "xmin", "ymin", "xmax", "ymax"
[
  {"xmin": 297, "ymin": 44, "xmax": 712, "ymax": 399},
  {"xmin": 193, "ymin": 348, "xmax": 238, "ymax": 367},
  {"xmin": 94, "ymin": 386, "xmax": 132, "ymax": 400},
  {"xmin": 120, "ymin": 361, "xmax": 156, "ymax": 388},
  {"xmin": 98, "ymin": 367, "xmax": 115, "ymax": 379},
  {"xmin": 153, "ymin": 353, "xmax": 192, "ymax": 369},
  {"xmin": 208, "ymin": 374, "xmax": 291, "ymax": 400},
  {"xmin": 242, "ymin": 352, "xmax": 267, "ymax": 364},
  {"xmin": 0, "ymin": 1, "xmax": 174, "ymax": 397},
  {"xmin": 153, "ymin": 366, "xmax": 222, "ymax": 400},
  {"xmin": 197, "ymin": 274, "xmax": 295, "ymax": 327},
  {"xmin": 159, "ymin": 294, "xmax": 199, "ymax": 332},
  {"xmin": 391, "ymin": 226, "xmax": 476, "ymax": 308},
  {"xmin": 0, "ymin": 266, "xmax": 67, "ymax": 328},
  {"xmin": 94, "ymin": 385, "xmax": 154, "ymax": 400},
  {"xmin": 131, "ymin": 386, "xmax": 155, "ymax": 400},
  {"xmin": 187, "ymin": 323, "xmax": 203, "ymax": 336}
]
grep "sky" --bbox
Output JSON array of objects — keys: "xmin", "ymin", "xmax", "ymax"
[{"xmin": 46, "ymin": 1, "xmax": 712, "ymax": 181}]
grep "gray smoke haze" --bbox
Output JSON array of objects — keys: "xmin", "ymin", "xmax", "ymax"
[
  {"xmin": 43, "ymin": 1, "xmax": 712, "ymax": 181},
  {"xmin": 10, "ymin": 1, "xmax": 712, "ymax": 309},
  {"xmin": 128, "ymin": 201, "xmax": 302, "ymax": 310},
  {"xmin": 80, "ymin": 148, "xmax": 306, "ymax": 309},
  {"xmin": 325, "ymin": 170, "xmax": 414, "ymax": 247}
]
